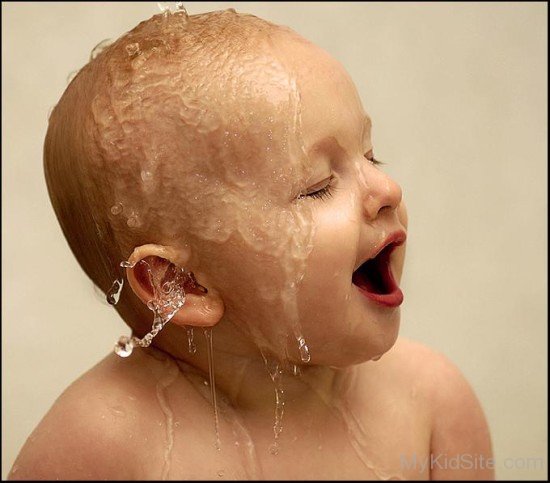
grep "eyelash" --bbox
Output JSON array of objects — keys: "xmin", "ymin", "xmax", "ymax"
[
  {"xmin": 308, "ymin": 180, "xmax": 334, "ymax": 200},
  {"xmin": 303, "ymin": 153, "xmax": 383, "ymax": 201},
  {"xmin": 366, "ymin": 153, "xmax": 384, "ymax": 166},
  {"xmin": 301, "ymin": 175, "xmax": 335, "ymax": 201}
]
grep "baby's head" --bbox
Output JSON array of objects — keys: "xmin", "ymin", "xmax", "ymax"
[{"xmin": 45, "ymin": 8, "xmax": 407, "ymax": 368}]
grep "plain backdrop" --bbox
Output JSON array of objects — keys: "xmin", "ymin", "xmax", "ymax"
[{"xmin": 2, "ymin": 2, "xmax": 547, "ymax": 480}]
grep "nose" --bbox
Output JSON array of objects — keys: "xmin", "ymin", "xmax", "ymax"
[{"xmin": 360, "ymin": 166, "xmax": 402, "ymax": 222}]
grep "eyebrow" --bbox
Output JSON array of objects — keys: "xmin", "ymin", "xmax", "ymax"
[
  {"xmin": 307, "ymin": 116, "xmax": 372, "ymax": 159},
  {"xmin": 307, "ymin": 136, "xmax": 342, "ymax": 158}
]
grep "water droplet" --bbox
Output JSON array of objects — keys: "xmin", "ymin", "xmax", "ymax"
[
  {"xmin": 125, "ymin": 42, "xmax": 141, "ymax": 58},
  {"xmin": 175, "ymin": 2, "xmax": 189, "ymax": 21},
  {"xmin": 269, "ymin": 442, "xmax": 279, "ymax": 455},
  {"xmin": 110, "ymin": 203, "xmax": 123, "ymax": 215},
  {"xmin": 297, "ymin": 336, "xmax": 310, "ymax": 363},
  {"xmin": 114, "ymin": 335, "xmax": 134, "ymax": 357},
  {"xmin": 66, "ymin": 70, "xmax": 78, "ymax": 84},
  {"xmin": 217, "ymin": 470, "xmax": 225, "ymax": 478},
  {"xmin": 140, "ymin": 170, "xmax": 153, "ymax": 182},
  {"xmin": 203, "ymin": 379, "xmax": 209, "ymax": 386},
  {"xmin": 204, "ymin": 328, "xmax": 221, "ymax": 450},
  {"xmin": 120, "ymin": 260, "xmax": 136, "ymax": 268},
  {"xmin": 291, "ymin": 364, "xmax": 300, "ymax": 376},
  {"xmin": 89, "ymin": 38, "xmax": 112, "ymax": 61},
  {"xmin": 187, "ymin": 327, "xmax": 196, "ymax": 354},
  {"xmin": 157, "ymin": 2, "xmax": 171, "ymax": 14},
  {"xmin": 127, "ymin": 215, "xmax": 140, "ymax": 228},
  {"xmin": 109, "ymin": 405, "xmax": 127, "ymax": 418},
  {"xmin": 106, "ymin": 278, "xmax": 124, "ymax": 305}
]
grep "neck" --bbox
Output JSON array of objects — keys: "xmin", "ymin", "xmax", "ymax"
[{"xmin": 149, "ymin": 318, "xmax": 357, "ymax": 416}]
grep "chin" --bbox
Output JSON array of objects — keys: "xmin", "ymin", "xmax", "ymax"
[{"xmin": 310, "ymin": 319, "xmax": 401, "ymax": 367}]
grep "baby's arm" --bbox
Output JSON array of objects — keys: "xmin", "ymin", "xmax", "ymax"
[{"xmin": 428, "ymin": 349, "xmax": 494, "ymax": 480}]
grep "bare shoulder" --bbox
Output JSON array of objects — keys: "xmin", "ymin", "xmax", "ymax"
[
  {"xmin": 8, "ymin": 349, "xmax": 229, "ymax": 480},
  {"xmin": 381, "ymin": 337, "xmax": 466, "ymax": 388},
  {"xmin": 383, "ymin": 337, "xmax": 495, "ymax": 479}
]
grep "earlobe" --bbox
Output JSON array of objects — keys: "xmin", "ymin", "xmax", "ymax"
[
  {"xmin": 124, "ymin": 245, "xmax": 224, "ymax": 329},
  {"xmin": 170, "ymin": 290, "xmax": 225, "ymax": 328}
]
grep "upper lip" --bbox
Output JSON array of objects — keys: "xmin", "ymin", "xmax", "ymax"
[{"xmin": 354, "ymin": 230, "xmax": 407, "ymax": 272}]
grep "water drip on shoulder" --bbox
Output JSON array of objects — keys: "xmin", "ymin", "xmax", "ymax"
[{"xmin": 154, "ymin": 354, "xmax": 180, "ymax": 480}]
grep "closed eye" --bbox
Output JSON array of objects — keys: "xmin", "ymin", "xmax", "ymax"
[
  {"xmin": 365, "ymin": 149, "xmax": 384, "ymax": 166},
  {"xmin": 298, "ymin": 175, "xmax": 335, "ymax": 201}
]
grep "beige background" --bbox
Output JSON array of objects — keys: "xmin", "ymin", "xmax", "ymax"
[{"xmin": 2, "ymin": 2, "xmax": 547, "ymax": 480}]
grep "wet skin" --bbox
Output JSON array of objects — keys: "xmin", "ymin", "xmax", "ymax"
[{"xmin": 10, "ymin": 11, "xmax": 493, "ymax": 481}]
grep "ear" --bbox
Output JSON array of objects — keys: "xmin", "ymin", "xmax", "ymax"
[{"xmin": 124, "ymin": 244, "xmax": 224, "ymax": 328}]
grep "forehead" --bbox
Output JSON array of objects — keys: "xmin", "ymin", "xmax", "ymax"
[
  {"xmin": 268, "ymin": 31, "xmax": 368, "ymax": 156},
  {"xmin": 91, "ymin": 16, "xmax": 367, "ymax": 204}
]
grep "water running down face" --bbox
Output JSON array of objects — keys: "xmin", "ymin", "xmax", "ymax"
[{"xmin": 73, "ymin": 10, "xmax": 407, "ymax": 367}]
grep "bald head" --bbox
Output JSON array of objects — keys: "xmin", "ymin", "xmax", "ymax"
[{"xmin": 44, "ymin": 9, "xmax": 315, "ymax": 328}]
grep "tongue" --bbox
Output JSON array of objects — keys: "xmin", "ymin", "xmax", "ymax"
[{"xmin": 352, "ymin": 246, "xmax": 393, "ymax": 294}]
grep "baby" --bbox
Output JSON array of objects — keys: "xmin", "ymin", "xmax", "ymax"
[{"xmin": 9, "ymin": 7, "xmax": 493, "ymax": 480}]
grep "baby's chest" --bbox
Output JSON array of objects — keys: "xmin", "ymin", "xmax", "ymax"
[
  {"xmin": 139, "ymin": 381, "xmax": 431, "ymax": 480},
  {"xmin": 254, "ymin": 410, "xmax": 430, "ymax": 480},
  {"xmin": 209, "ymin": 402, "xmax": 429, "ymax": 480}
]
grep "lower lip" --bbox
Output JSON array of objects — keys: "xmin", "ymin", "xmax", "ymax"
[{"xmin": 354, "ymin": 284, "xmax": 404, "ymax": 307}]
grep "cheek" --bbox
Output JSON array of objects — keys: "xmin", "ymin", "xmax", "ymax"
[{"xmin": 298, "ymin": 200, "xmax": 359, "ymax": 322}]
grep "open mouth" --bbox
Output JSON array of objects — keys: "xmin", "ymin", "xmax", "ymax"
[{"xmin": 352, "ymin": 241, "xmax": 403, "ymax": 307}]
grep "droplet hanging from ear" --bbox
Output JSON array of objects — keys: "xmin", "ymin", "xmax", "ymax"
[
  {"xmin": 106, "ymin": 278, "xmax": 124, "ymax": 305},
  {"xmin": 114, "ymin": 335, "xmax": 136, "ymax": 357},
  {"xmin": 112, "ymin": 258, "xmax": 207, "ymax": 357}
]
